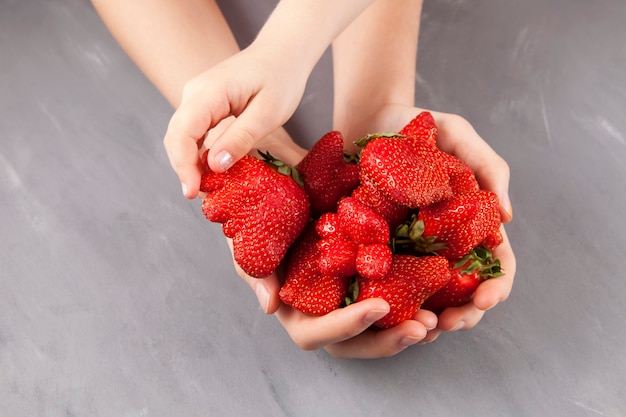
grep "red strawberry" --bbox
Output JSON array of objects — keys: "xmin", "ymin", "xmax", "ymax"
[
  {"xmin": 357, "ymin": 135, "xmax": 452, "ymax": 208},
  {"xmin": 280, "ymin": 226, "xmax": 350, "ymax": 316},
  {"xmin": 351, "ymin": 176, "xmax": 409, "ymax": 231},
  {"xmin": 399, "ymin": 111, "xmax": 438, "ymax": 147},
  {"xmin": 352, "ymin": 255, "xmax": 451, "ymax": 329},
  {"xmin": 355, "ymin": 243, "xmax": 392, "ymax": 280},
  {"xmin": 336, "ymin": 196, "xmax": 389, "ymax": 245},
  {"xmin": 200, "ymin": 154, "xmax": 310, "ymax": 278},
  {"xmin": 314, "ymin": 212, "xmax": 344, "ymax": 239},
  {"xmin": 296, "ymin": 131, "xmax": 360, "ymax": 217},
  {"xmin": 397, "ymin": 190, "xmax": 500, "ymax": 261},
  {"xmin": 422, "ymin": 246, "xmax": 503, "ymax": 314},
  {"xmin": 317, "ymin": 235, "xmax": 358, "ymax": 277}
]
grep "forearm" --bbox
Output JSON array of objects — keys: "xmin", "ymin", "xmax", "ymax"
[
  {"xmin": 332, "ymin": 0, "xmax": 423, "ymax": 145},
  {"xmin": 252, "ymin": 0, "xmax": 377, "ymax": 74},
  {"xmin": 91, "ymin": 0, "xmax": 239, "ymax": 107}
]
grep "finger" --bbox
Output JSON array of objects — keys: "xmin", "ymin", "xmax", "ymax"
[
  {"xmin": 324, "ymin": 320, "xmax": 429, "ymax": 359},
  {"xmin": 164, "ymin": 85, "xmax": 232, "ymax": 197},
  {"xmin": 437, "ymin": 303, "xmax": 486, "ymax": 332},
  {"xmin": 275, "ymin": 298, "xmax": 390, "ymax": 351},
  {"xmin": 412, "ymin": 308, "xmax": 438, "ymax": 331},
  {"xmin": 207, "ymin": 94, "xmax": 287, "ymax": 173},
  {"xmin": 419, "ymin": 328, "xmax": 442, "ymax": 345},
  {"xmin": 472, "ymin": 225, "xmax": 516, "ymax": 310}
]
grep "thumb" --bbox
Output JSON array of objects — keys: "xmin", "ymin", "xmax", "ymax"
[{"xmin": 206, "ymin": 96, "xmax": 290, "ymax": 172}]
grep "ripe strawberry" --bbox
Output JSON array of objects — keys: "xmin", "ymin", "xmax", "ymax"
[
  {"xmin": 317, "ymin": 235, "xmax": 358, "ymax": 277},
  {"xmin": 399, "ymin": 111, "xmax": 438, "ymax": 147},
  {"xmin": 355, "ymin": 243, "xmax": 392, "ymax": 280},
  {"xmin": 357, "ymin": 135, "xmax": 452, "ymax": 208},
  {"xmin": 351, "ymin": 176, "xmax": 409, "ymax": 231},
  {"xmin": 351, "ymin": 255, "xmax": 451, "ymax": 329},
  {"xmin": 416, "ymin": 189, "xmax": 501, "ymax": 261},
  {"xmin": 296, "ymin": 131, "xmax": 360, "ymax": 217},
  {"xmin": 336, "ymin": 196, "xmax": 389, "ymax": 245},
  {"xmin": 200, "ymin": 154, "xmax": 310, "ymax": 278},
  {"xmin": 422, "ymin": 246, "xmax": 503, "ymax": 314},
  {"xmin": 280, "ymin": 226, "xmax": 350, "ymax": 316}
]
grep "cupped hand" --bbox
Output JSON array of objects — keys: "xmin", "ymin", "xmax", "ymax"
[{"xmin": 165, "ymin": 43, "xmax": 309, "ymax": 199}]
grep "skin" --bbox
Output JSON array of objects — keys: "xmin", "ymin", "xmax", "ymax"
[{"xmin": 91, "ymin": 0, "xmax": 516, "ymax": 359}]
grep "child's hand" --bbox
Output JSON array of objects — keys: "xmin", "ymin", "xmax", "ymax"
[{"xmin": 165, "ymin": 44, "xmax": 309, "ymax": 199}]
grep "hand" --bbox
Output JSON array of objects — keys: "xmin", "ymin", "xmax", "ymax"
[
  {"xmin": 350, "ymin": 104, "xmax": 516, "ymax": 343},
  {"xmin": 165, "ymin": 43, "xmax": 310, "ymax": 199}
]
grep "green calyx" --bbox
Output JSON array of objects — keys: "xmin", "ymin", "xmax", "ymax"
[
  {"xmin": 392, "ymin": 213, "xmax": 447, "ymax": 255},
  {"xmin": 344, "ymin": 278, "xmax": 360, "ymax": 307},
  {"xmin": 454, "ymin": 245, "xmax": 504, "ymax": 280},
  {"xmin": 353, "ymin": 132, "xmax": 405, "ymax": 148},
  {"xmin": 258, "ymin": 150, "xmax": 304, "ymax": 187}
]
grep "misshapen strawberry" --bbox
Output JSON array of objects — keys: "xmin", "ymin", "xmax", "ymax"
[
  {"xmin": 422, "ymin": 246, "xmax": 503, "ymax": 314},
  {"xmin": 200, "ymin": 154, "xmax": 310, "ymax": 278},
  {"xmin": 352, "ymin": 255, "xmax": 451, "ymax": 329},
  {"xmin": 315, "ymin": 197, "xmax": 393, "ymax": 280},
  {"xmin": 279, "ymin": 226, "xmax": 351, "ymax": 316},
  {"xmin": 296, "ymin": 131, "xmax": 360, "ymax": 217}
]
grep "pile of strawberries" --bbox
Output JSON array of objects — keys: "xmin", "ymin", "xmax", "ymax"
[{"xmin": 199, "ymin": 112, "xmax": 503, "ymax": 329}]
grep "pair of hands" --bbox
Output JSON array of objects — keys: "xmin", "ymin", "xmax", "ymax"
[{"xmin": 165, "ymin": 51, "xmax": 516, "ymax": 359}]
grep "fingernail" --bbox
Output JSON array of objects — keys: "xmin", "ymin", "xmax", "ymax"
[
  {"xmin": 400, "ymin": 335, "xmax": 421, "ymax": 347},
  {"xmin": 181, "ymin": 182, "xmax": 188, "ymax": 197},
  {"xmin": 255, "ymin": 282, "xmax": 270, "ymax": 314},
  {"xmin": 364, "ymin": 308, "xmax": 389, "ymax": 325},
  {"xmin": 419, "ymin": 331, "xmax": 441, "ymax": 345},
  {"xmin": 214, "ymin": 150, "xmax": 233, "ymax": 171},
  {"xmin": 450, "ymin": 321, "xmax": 466, "ymax": 332}
]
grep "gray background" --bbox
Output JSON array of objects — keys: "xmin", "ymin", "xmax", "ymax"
[{"xmin": 2, "ymin": 0, "xmax": 625, "ymax": 416}]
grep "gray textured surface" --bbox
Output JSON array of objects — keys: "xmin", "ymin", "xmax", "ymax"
[{"xmin": 2, "ymin": 0, "xmax": 626, "ymax": 416}]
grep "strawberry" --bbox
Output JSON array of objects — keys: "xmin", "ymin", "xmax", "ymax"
[
  {"xmin": 336, "ymin": 196, "xmax": 390, "ymax": 245},
  {"xmin": 357, "ymin": 134, "xmax": 452, "ymax": 208},
  {"xmin": 355, "ymin": 243, "xmax": 392, "ymax": 280},
  {"xmin": 317, "ymin": 235, "xmax": 358, "ymax": 277},
  {"xmin": 351, "ymin": 176, "xmax": 409, "ymax": 231},
  {"xmin": 280, "ymin": 226, "xmax": 351, "ymax": 316},
  {"xmin": 351, "ymin": 255, "xmax": 451, "ymax": 329},
  {"xmin": 296, "ymin": 131, "xmax": 360, "ymax": 217},
  {"xmin": 395, "ymin": 190, "xmax": 501, "ymax": 261},
  {"xmin": 200, "ymin": 153, "xmax": 310, "ymax": 278},
  {"xmin": 422, "ymin": 246, "xmax": 503, "ymax": 314},
  {"xmin": 399, "ymin": 111, "xmax": 438, "ymax": 147}
]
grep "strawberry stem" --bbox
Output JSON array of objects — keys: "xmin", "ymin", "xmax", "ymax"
[
  {"xmin": 454, "ymin": 245, "xmax": 504, "ymax": 279},
  {"xmin": 258, "ymin": 150, "xmax": 304, "ymax": 187},
  {"xmin": 354, "ymin": 132, "xmax": 405, "ymax": 148}
]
